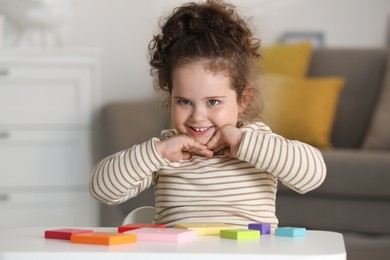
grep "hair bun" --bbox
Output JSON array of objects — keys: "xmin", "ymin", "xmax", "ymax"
[{"xmin": 189, "ymin": 16, "xmax": 208, "ymax": 33}]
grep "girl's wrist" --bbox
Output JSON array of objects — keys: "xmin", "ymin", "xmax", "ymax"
[{"xmin": 154, "ymin": 140, "xmax": 165, "ymax": 158}]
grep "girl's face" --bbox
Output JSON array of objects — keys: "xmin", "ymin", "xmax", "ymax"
[{"xmin": 171, "ymin": 61, "xmax": 246, "ymax": 145}]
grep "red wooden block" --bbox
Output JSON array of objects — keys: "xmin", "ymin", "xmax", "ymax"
[
  {"xmin": 118, "ymin": 223, "xmax": 166, "ymax": 233},
  {"xmin": 44, "ymin": 228, "xmax": 94, "ymax": 240}
]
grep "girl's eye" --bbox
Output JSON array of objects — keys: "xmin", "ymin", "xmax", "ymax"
[
  {"xmin": 208, "ymin": 99, "xmax": 219, "ymax": 106},
  {"xmin": 178, "ymin": 99, "xmax": 190, "ymax": 105}
]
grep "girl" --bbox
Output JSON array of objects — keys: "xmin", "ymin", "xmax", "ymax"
[{"xmin": 90, "ymin": 0, "xmax": 326, "ymax": 230}]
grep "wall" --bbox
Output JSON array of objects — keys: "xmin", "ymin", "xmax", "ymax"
[
  {"xmin": 255, "ymin": 0, "xmax": 390, "ymax": 47},
  {"xmin": 60, "ymin": 0, "xmax": 390, "ymax": 105}
]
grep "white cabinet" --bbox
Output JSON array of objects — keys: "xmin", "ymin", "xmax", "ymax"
[{"xmin": 0, "ymin": 49, "xmax": 100, "ymax": 228}]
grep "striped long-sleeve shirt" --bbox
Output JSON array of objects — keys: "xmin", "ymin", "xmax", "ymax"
[{"xmin": 90, "ymin": 122, "xmax": 326, "ymax": 229}]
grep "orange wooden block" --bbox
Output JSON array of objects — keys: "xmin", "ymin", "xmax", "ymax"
[{"xmin": 70, "ymin": 232, "xmax": 136, "ymax": 245}]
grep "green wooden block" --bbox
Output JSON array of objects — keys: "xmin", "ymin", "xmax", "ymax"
[{"xmin": 220, "ymin": 229, "xmax": 260, "ymax": 240}]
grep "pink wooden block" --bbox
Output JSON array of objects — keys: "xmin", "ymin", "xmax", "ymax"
[
  {"xmin": 44, "ymin": 228, "xmax": 94, "ymax": 240},
  {"xmin": 125, "ymin": 227, "xmax": 197, "ymax": 242}
]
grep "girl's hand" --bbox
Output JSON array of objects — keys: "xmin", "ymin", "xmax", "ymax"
[
  {"xmin": 206, "ymin": 125, "xmax": 244, "ymax": 158},
  {"xmin": 156, "ymin": 134, "xmax": 213, "ymax": 162}
]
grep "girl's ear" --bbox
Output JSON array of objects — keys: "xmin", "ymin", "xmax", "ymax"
[{"xmin": 239, "ymin": 88, "xmax": 253, "ymax": 114}]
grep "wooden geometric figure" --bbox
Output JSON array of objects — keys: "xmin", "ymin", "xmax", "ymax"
[
  {"xmin": 248, "ymin": 223, "xmax": 271, "ymax": 234},
  {"xmin": 174, "ymin": 222, "xmax": 237, "ymax": 235},
  {"xmin": 44, "ymin": 228, "xmax": 94, "ymax": 240},
  {"xmin": 275, "ymin": 227, "xmax": 307, "ymax": 237},
  {"xmin": 125, "ymin": 227, "xmax": 197, "ymax": 242},
  {"xmin": 220, "ymin": 229, "xmax": 261, "ymax": 240},
  {"xmin": 118, "ymin": 223, "xmax": 166, "ymax": 233},
  {"xmin": 70, "ymin": 232, "xmax": 136, "ymax": 245}
]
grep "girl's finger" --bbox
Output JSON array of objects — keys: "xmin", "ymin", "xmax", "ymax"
[
  {"xmin": 223, "ymin": 148, "xmax": 232, "ymax": 158},
  {"xmin": 182, "ymin": 151, "xmax": 192, "ymax": 160},
  {"xmin": 189, "ymin": 145, "xmax": 213, "ymax": 156},
  {"xmin": 206, "ymin": 133, "xmax": 222, "ymax": 150},
  {"xmin": 213, "ymin": 144, "xmax": 226, "ymax": 154},
  {"xmin": 196, "ymin": 149, "xmax": 214, "ymax": 158}
]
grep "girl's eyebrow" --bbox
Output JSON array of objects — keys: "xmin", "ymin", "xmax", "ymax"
[
  {"xmin": 205, "ymin": 96, "xmax": 226, "ymax": 99},
  {"xmin": 173, "ymin": 96, "xmax": 226, "ymax": 99}
]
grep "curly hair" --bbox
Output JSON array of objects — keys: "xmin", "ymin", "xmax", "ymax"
[{"xmin": 148, "ymin": 0, "xmax": 262, "ymax": 121}]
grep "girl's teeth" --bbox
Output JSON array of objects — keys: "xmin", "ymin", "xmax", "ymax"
[{"xmin": 193, "ymin": 127, "xmax": 208, "ymax": 132}]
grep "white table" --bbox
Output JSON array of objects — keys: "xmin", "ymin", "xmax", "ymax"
[{"xmin": 0, "ymin": 227, "xmax": 346, "ymax": 260}]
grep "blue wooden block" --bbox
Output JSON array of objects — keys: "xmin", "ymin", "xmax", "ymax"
[
  {"xmin": 248, "ymin": 223, "xmax": 271, "ymax": 234},
  {"xmin": 275, "ymin": 227, "xmax": 306, "ymax": 237}
]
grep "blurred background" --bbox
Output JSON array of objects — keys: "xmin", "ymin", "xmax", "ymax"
[
  {"xmin": 64, "ymin": 0, "xmax": 390, "ymax": 103},
  {"xmin": 1, "ymin": 0, "xmax": 389, "ymax": 106},
  {"xmin": 45, "ymin": 0, "xmax": 390, "ymax": 105},
  {"xmin": 0, "ymin": 0, "xmax": 389, "ymax": 230}
]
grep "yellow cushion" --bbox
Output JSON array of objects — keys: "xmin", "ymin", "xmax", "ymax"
[
  {"xmin": 262, "ymin": 42, "xmax": 313, "ymax": 78},
  {"xmin": 262, "ymin": 75, "xmax": 345, "ymax": 148}
]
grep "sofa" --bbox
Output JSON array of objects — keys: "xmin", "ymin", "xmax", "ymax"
[{"xmin": 95, "ymin": 48, "xmax": 390, "ymax": 260}]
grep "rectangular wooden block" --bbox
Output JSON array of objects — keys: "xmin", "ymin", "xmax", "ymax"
[
  {"xmin": 248, "ymin": 223, "xmax": 271, "ymax": 234},
  {"xmin": 220, "ymin": 229, "xmax": 261, "ymax": 240},
  {"xmin": 70, "ymin": 232, "xmax": 137, "ymax": 245},
  {"xmin": 118, "ymin": 223, "xmax": 166, "ymax": 233},
  {"xmin": 275, "ymin": 227, "xmax": 307, "ymax": 237},
  {"xmin": 174, "ymin": 222, "xmax": 237, "ymax": 236},
  {"xmin": 44, "ymin": 228, "xmax": 94, "ymax": 240},
  {"xmin": 125, "ymin": 227, "xmax": 197, "ymax": 243}
]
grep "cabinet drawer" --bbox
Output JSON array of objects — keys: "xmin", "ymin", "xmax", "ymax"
[
  {"xmin": 0, "ymin": 190, "xmax": 98, "ymax": 228},
  {"xmin": 0, "ymin": 129, "xmax": 92, "ymax": 187},
  {"xmin": 0, "ymin": 66, "xmax": 94, "ymax": 125}
]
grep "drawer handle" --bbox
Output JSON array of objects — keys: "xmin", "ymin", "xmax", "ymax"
[
  {"xmin": 0, "ymin": 131, "xmax": 10, "ymax": 139},
  {"xmin": 0, "ymin": 194, "xmax": 9, "ymax": 202},
  {"xmin": 0, "ymin": 69, "xmax": 10, "ymax": 76}
]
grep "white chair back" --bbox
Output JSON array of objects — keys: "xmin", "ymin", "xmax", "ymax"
[{"xmin": 122, "ymin": 206, "xmax": 156, "ymax": 225}]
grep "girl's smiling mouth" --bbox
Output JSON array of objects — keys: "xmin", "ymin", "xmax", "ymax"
[{"xmin": 187, "ymin": 126, "xmax": 214, "ymax": 136}]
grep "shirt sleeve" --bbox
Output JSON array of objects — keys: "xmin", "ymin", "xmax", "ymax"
[
  {"xmin": 89, "ymin": 138, "xmax": 169, "ymax": 205},
  {"xmin": 236, "ymin": 122, "xmax": 326, "ymax": 194}
]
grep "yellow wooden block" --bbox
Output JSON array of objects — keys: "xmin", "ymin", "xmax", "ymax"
[
  {"xmin": 175, "ymin": 222, "xmax": 237, "ymax": 236},
  {"xmin": 70, "ymin": 232, "xmax": 136, "ymax": 245}
]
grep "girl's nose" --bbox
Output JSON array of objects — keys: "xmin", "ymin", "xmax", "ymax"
[{"xmin": 191, "ymin": 106, "xmax": 206, "ymax": 121}]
